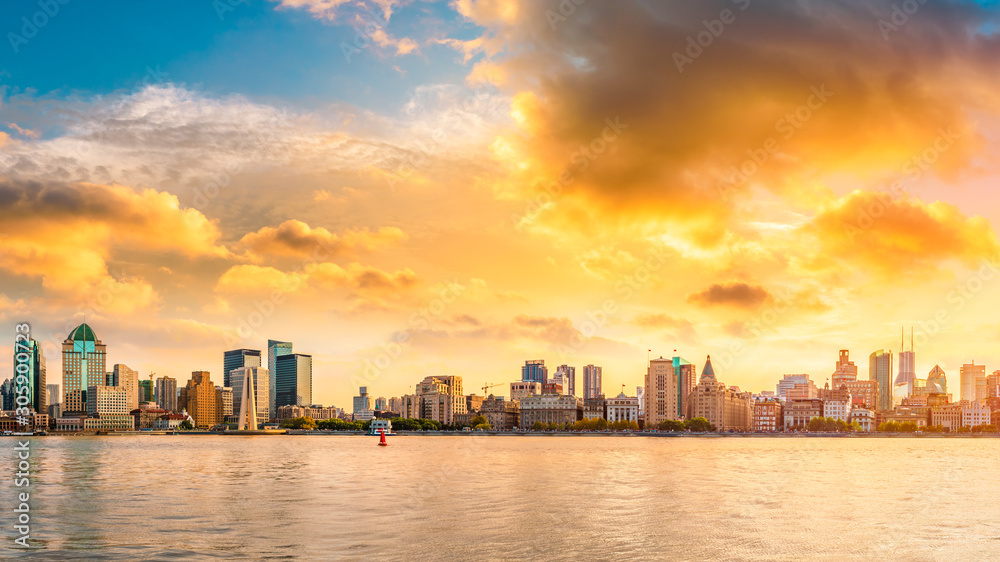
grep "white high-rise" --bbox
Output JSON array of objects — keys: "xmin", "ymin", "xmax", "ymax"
[{"xmin": 231, "ymin": 366, "xmax": 269, "ymax": 429}]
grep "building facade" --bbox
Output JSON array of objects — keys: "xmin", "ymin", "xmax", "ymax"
[
  {"xmin": 62, "ymin": 323, "xmax": 107, "ymax": 414},
  {"xmin": 14, "ymin": 337, "xmax": 46, "ymax": 414},
  {"xmin": 184, "ymin": 371, "xmax": 220, "ymax": 429},
  {"xmin": 519, "ymin": 394, "xmax": 582, "ymax": 428},
  {"xmin": 522, "ymin": 360, "xmax": 547, "ymax": 384},
  {"xmin": 510, "ymin": 381, "xmax": 541, "ymax": 403},
  {"xmin": 870, "ymin": 350, "xmax": 893, "ymax": 411},
  {"xmin": 223, "ymin": 349, "xmax": 262, "ymax": 389},
  {"xmin": 267, "ymin": 340, "xmax": 293, "ymax": 419},
  {"xmin": 783, "ymin": 399, "xmax": 824, "ymax": 430},
  {"xmin": 687, "ymin": 356, "xmax": 752, "ymax": 432},
  {"xmin": 753, "ymin": 399, "xmax": 783, "ymax": 432},
  {"xmin": 583, "ymin": 364, "xmax": 602, "ymax": 399},
  {"xmin": 154, "ymin": 376, "xmax": 178, "ymax": 412},
  {"xmin": 275, "ymin": 353, "xmax": 313, "ymax": 408},
  {"xmin": 480, "ymin": 395, "xmax": 520, "ymax": 431},
  {"xmin": 109, "ymin": 364, "xmax": 139, "ymax": 413},
  {"xmin": 605, "ymin": 392, "xmax": 639, "ymax": 423},
  {"xmin": 231, "ymin": 366, "xmax": 270, "ymax": 428}
]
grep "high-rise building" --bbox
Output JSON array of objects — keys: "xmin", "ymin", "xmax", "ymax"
[
  {"xmin": 154, "ymin": 376, "xmax": 178, "ymax": 412},
  {"xmin": 522, "ymin": 360, "xmax": 547, "ymax": 384},
  {"xmin": 353, "ymin": 386, "xmax": 373, "ymax": 415},
  {"xmin": 582, "ymin": 364, "xmax": 602, "ymax": 399},
  {"xmin": 927, "ymin": 365, "xmax": 947, "ymax": 395},
  {"xmin": 237, "ymin": 370, "xmax": 258, "ymax": 430},
  {"xmin": 895, "ymin": 328, "xmax": 916, "ymax": 397},
  {"xmin": 645, "ymin": 356, "xmax": 678, "ymax": 426},
  {"xmin": 869, "ymin": 350, "xmax": 893, "ymax": 411},
  {"xmin": 1, "ymin": 378, "xmax": 14, "ymax": 410},
  {"xmin": 231, "ymin": 366, "xmax": 270, "ymax": 428},
  {"xmin": 776, "ymin": 374, "xmax": 817, "ymax": 400},
  {"xmin": 553, "ymin": 365, "xmax": 576, "ymax": 396},
  {"xmin": 267, "ymin": 340, "xmax": 293, "ymax": 419},
  {"xmin": 62, "ymin": 323, "xmax": 106, "ymax": 414},
  {"xmin": 275, "ymin": 353, "xmax": 313, "ymax": 408},
  {"xmin": 47, "ymin": 384, "xmax": 60, "ymax": 408},
  {"xmin": 960, "ymin": 362, "xmax": 986, "ymax": 402},
  {"xmin": 87, "ymin": 384, "xmax": 129, "ymax": 416},
  {"xmin": 223, "ymin": 349, "xmax": 262, "ymax": 388},
  {"xmin": 510, "ymin": 381, "xmax": 541, "ymax": 402},
  {"xmin": 138, "ymin": 379, "xmax": 154, "ymax": 403},
  {"xmin": 375, "ymin": 396, "xmax": 388, "ymax": 411},
  {"xmin": 988, "ymin": 371, "xmax": 1000, "ymax": 399},
  {"xmin": 216, "ymin": 386, "xmax": 233, "ymax": 420},
  {"xmin": 14, "ymin": 337, "xmax": 46, "ymax": 414},
  {"xmin": 832, "ymin": 350, "xmax": 858, "ymax": 387},
  {"xmin": 109, "ymin": 364, "xmax": 139, "ymax": 413},
  {"xmin": 412, "ymin": 376, "xmax": 466, "ymax": 424},
  {"xmin": 184, "ymin": 371, "xmax": 220, "ymax": 429}
]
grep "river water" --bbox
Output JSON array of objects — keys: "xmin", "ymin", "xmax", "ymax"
[{"xmin": 3, "ymin": 435, "xmax": 999, "ymax": 560}]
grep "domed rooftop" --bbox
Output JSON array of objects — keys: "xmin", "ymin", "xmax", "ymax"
[{"xmin": 67, "ymin": 323, "xmax": 98, "ymax": 342}]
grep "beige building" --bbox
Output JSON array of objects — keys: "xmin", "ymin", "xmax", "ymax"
[
  {"xmin": 480, "ymin": 395, "xmax": 519, "ymax": 431},
  {"xmin": 398, "ymin": 375, "xmax": 467, "ymax": 425},
  {"xmin": 583, "ymin": 396, "xmax": 606, "ymax": 420},
  {"xmin": 687, "ymin": 356, "xmax": 752, "ymax": 431},
  {"xmin": 154, "ymin": 376, "xmax": 178, "ymax": 412},
  {"xmin": 216, "ymin": 386, "xmax": 233, "ymax": 421},
  {"xmin": 510, "ymin": 381, "xmax": 541, "ymax": 403},
  {"xmin": 184, "ymin": 371, "xmax": 220, "ymax": 429},
  {"xmin": 849, "ymin": 407, "xmax": 875, "ymax": 432},
  {"xmin": 844, "ymin": 379, "xmax": 878, "ymax": 409},
  {"xmin": 109, "ymin": 364, "xmax": 140, "ymax": 413},
  {"xmin": 960, "ymin": 363, "xmax": 986, "ymax": 402},
  {"xmin": 645, "ymin": 356, "xmax": 695, "ymax": 426},
  {"xmin": 783, "ymin": 398, "xmax": 824, "ymax": 430},
  {"xmin": 231, "ymin": 366, "xmax": 270, "ymax": 428},
  {"xmin": 276, "ymin": 404, "xmax": 338, "ymax": 421},
  {"xmin": 519, "ymin": 394, "xmax": 582, "ymax": 428},
  {"xmin": 86, "ymin": 384, "xmax": 132, "ymax": 430},
  {"xmin": 606, "ymin": 392, "xmax": 639, "ymax": 423}
]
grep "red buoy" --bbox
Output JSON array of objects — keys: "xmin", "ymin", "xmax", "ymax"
[{"xmin": 378, "ymin": 429, "xmax": 388, "ymax": 446}]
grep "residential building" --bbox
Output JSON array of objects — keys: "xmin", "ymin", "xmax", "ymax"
[
  {"xmin": 353, "ymin": 386, "xmax": 373, "ymax": 420},
  {"xmin": 776, "ymin": 374, "xmax": 816, "ymax": 401},
  {"xmin": 605, "ymin": 392, "xmax": 639, "ymax": 423},
  {"xmin": 375, "ymin": 396, "xmax": 388, "ymax": 411},
  {"xmin": 109, "ymin": 364, "xmax": 139, "ymax": 413},
  {"xmin": 960, "ymin": 362, "xmax": 986, "ymax": 402},
  {"xmin": 231, "ymin": 366, "xmax": 269, "ymax": 429},
  {"xmin": 870, "ymin": 349, "xmax": 893, "ymax": 411},
  {"xmin": 510, "ymin": 381, "xmax": 541, "ymax": 402},
  {"xmin": 216, "ymin": 386, "xmax": 233, "ymax": 420},
  {"xmin": 275, "ymin": 353, "xmax": 313, "ymax": 408},
  {"xmin": 519, "ymin": 394, "xmax": 582, "ymax": 428},
  {"xmin": 86, "ymin": 384, "xmax": 132, "ymax": 430},
  {"xmin": 583, "ymin": 364, "xmax": 602, "ymax": 399},
  {"xmin": 480, "ymin": 395, "xmax": 520, "ymax": 431},
  {"xmin": 784, "ymin": 399, "xmax": 824, "ymax": 430},
  {"xmin": 552, "ymin": 365, "xmax": 576, "ymax": 396},
  {"xmin": 753, "ymin": 399, "xmax": 783, "ymax": 432},
  {"xmin": 522, "ymin": 360, "xmax": 547, "ymax": 384},
  {"xmin": 412, "ymin": 376, "xmax": 466, "ymax": 425},
  {"xmin": 154, "ymin": 376, "xmax": 178, "ymax": 412},
  {"xmin": 267, "ymin": 340, "xmax": 293, "ymax": 419},
  {"xmin": 62, "ymin": 323, "xmax": 107, "ymax": 414},
  {"xmin": 687, "ymin": 356, "xmax": 752, "ymax": 431}
]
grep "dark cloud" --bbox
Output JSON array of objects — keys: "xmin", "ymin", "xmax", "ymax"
[{"xmin": 687, "ymin": 282, "xmax": 770, "ymax": 308}]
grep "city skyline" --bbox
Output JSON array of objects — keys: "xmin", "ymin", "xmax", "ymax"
[{"xmin": 3, "ymin": 0, "xmax": 1000, "ymax": 411}]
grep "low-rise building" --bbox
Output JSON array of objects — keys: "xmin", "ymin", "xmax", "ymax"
[
  {"xmin": 605, "ymin": 392, "xmax": 639, "ymax": 423},
  {"xmin": 849, "ymin": 407, "xmax": 875, "ymax": 432},
  {"xmin": 131, "ymin": 406, "xmax": 169, "ymax": 429},
  {"xmin": 519, "ymin": 394, "xmax": 582, "ymax": 429},
  {"xmin": 783, "ymin": 399, "xmax": 824, "ymax": 430},
  {"xmin": 583, "ymin": 396, "xmax": 606, "ymax": 420},
  {"xmin": 481, "ymin": 395, "xmax": 519, "ymax": 431},
  {"xmin": 753, "ymin": 399, "xmax": 783, "ymax": 432},
  {"xmin": 510, "ymin": 381, "xmax": 541, "ymax": 403},
  {"xmin": 154, "ymin": 412, "xmax": 193, "ymax": 429},
  {"xmin": 883, "ymin": 408, "xmax": 928, "ymax": 428},
  {"xmin": 823, "ymin": 398, "xmax": 852, "ymax": 423},
  {"xmin": 276, "ymin": 404, "xmax": 339, "ymax": 421}
]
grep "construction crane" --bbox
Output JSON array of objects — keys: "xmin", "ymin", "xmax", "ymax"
[{"xmin": 481, "ymin": 382, "xmax": 504, "ymax": 397}]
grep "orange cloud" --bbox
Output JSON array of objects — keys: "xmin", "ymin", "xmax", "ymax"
[
  {"xmin": 687, "ymin": 282, "xmax": 771, "ymax": 309},
  {"xmin": 238, "ymin": 219, "xmax": 407, "ymax": 262}
]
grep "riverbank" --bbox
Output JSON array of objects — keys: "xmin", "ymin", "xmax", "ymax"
[{"xmin": 7, "ymin": 430, "xmax": 1000, "ymax": 437}]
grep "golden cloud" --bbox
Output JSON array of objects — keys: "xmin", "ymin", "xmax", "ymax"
[
  {"xmin": 687, "ymin": 282, "xmax": 771, "ymax": 309},
  {"xmin": 237, "ymin": 219, "xmax": 407, "ymax": 262}
]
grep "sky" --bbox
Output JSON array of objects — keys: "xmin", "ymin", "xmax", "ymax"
[{"xmin": 3, "ymin": 0, "xmax": 1000, "ymax": 409}]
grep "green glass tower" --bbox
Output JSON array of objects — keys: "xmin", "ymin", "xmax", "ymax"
[{"xmin": 62, "ymin": 323, "xmax": 106, "ymax": 414}]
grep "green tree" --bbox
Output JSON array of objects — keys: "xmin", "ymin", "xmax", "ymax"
[
  {"xmin": 685, "ymin": 417, "xmax": 714, "ymax": 432},
  {"xmin": 807, "ymin": 417, "xmax": 825, "ymax": 432},
  {"xmin": 470, "ymin": 415, "xmax": 488, "ymax": 427},
  {"xmin": 658, "ymin": 419, "xmax": 685, "ymax": 432},
  {"xmin": 532, "ymin": 421, "xmax": 546, "ymax": 431},
  {"xmin": 281, "ymin": 416, "xmax": 317, "ymax": 430},
  {"xmin": 178, "ymin": 420, "xmax": 194, "ymax": 430}
]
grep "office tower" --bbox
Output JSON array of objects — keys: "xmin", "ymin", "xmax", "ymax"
[
  {"xmin": 267, "ymin": 340, "xmax": 293, "ymax": 419},
  {"xmin": 154, "ymin": 376, "xmax": 178, "ymax": 412},
  {"xmin": 553, "ymin": 365, "xmax": 576, "ymax": 396},
  {"xmin": 275, "ymin": 353, "xmax": 313, "ymax": 408},
  {"xmin": 895, "ymin": 328, "xmax": 916, "ymax": 397},
  {"xmin": 960, "ymin": 362, "xmax": 986, "ymax": 402},
  {"xmin": 583, "ymin": 364, "xmax": 602, "ymax": 399},
  {"xmin": 375, "ymin": 397, "xmax": 387, "ymax": 411},
  {"xmin": 237, "ymin": 370, "xmax": 258, "ymax": 431},
  {"xmin": 138, "ymin": 379, "xmax": 153, "ymax": 403},
  {"xmin": 869, "ymin": 350, "xmax": 893, "ymax": 411},
  {"xmin": 0, "ymin": 379, "xmax": 13, "ymax": 410},
  {"xmin": 223, "ymin": 349, "xmax": 262, "ymax": 388},
  {"xmin": 522, "ymin": 360, "xmax": 547, "ymax": 384},
  {"xmin": 832, "ymin": 350, "xmax": 858, "ymax": 387},
  {"xmin": 14, "ymin": 337, "xmax": 46, "ymax": 413},
  {"xmin": 216, "ymin": 386, "xmax": 233, "ymax": 419},
  {"xmin": 109, "ymin": 364, "xmax": 139, "ymax": 412},
  {"xmin": 47, "ymin": 384, "xmax": 60, "ymax": 408},
  {"xmin": 62, "ymin": 323, "xmax": 107, "ymax": 414},
  {"xmin": 988, "ymin": 371, "xmax": 1000, "ymax": 399},
  {"xmin": 645, "ymin": 357, "xmax": 677, "ymax": 426},
  {"xmin": 927, "ymin": 365, "xmax": 947, "ymax": 395},
  {"xmin": 231, "ymin": 366, "xmax": 269, "ymax": 428},
  {"xmin": 412, "ymin": 376, "xmax": 466, "ymax": 424},
  {"xmin": 354, "ymin": 386, "xmax": 373, "ymax": 416},
  {"xmin": 86, "ymin": 385, "xmax": 129, "ymax": 416},
  {"xmin": 183, "ymin": 371, "xmax": 220, "ymax": 429},
  {"xmin": 674, "ymin": 356, "xmax": 697, "ymax": 418}
]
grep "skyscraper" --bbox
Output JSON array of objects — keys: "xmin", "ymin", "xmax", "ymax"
[
  {"xmin": 237, "ymin": 370, "xmax": 258, "ymax": 431},
  {"xmin": 154, "ymin": 376, "xmax": 178, "ymax": 412},
  {"xmin": 231, "ymin": 366, "xmax": 269, "ymax": 428},
  {"xmin": 275, "ymin": 353, "xmax": 313, "ymax": 408},
  {"xmin": 354, "ymin": 386, "xmax": 373, "ymax": 416},
  {"xmin": 62, "ymin": 323, "xmax": 106, "ymax": 414},
  {"xmin": 960, "ymin": 362, "xmax": 986, "ymax": 402},
  {"xmin": 831, "ymin": 350, "xmax": 857, "ymax": 387},
  {"xmin": 645, "ymin": 355, "xmax": 696, "ymax": 425},
  {"xmin": 553, "ymin": 365, "xmax": 576, "ymax": 396},
  {"xmin": 673, "ymin": 355, "xmax": 697, "ymax": 418},
  {"xmin": 138, "ymin": 379, "xmax": 153, "ymax": 403},
  {"xmin": 47, "ymin": 384, "xmax": 59, "ymax": 408},
  {"xmin": 110, "ymin": 364, "xmax": 139, "ymax": 412},
  {"xmin": 522, "ymin": 360, "xmax": 547, "ymax": 384},
  {"xmin": 14, "ymin": 337, "xmax": 46, "ymax": 414},
  {"xmin": 184, "ymin": 371, "xmax": 220, "ymax": 429},
  {"xmin": 927, "ymin": 365, "xmax": 947, "ymax": 395},
  {"xmin": 583, "ymin": 364, "xmax": 602, "ymax": 399},
  {"xmin": 869, "ymin": 350, "xmax": 893, "ymax": 411},
  {"xmin": 894, "ymin": 328, "xmax": 916, "ymax": 397},
  {"xmin": 223, "ymin": 349, "xmax": 262, "ymax": 388},
  {"xmin": 267, "ymin": 340, "xmax": 293, "ymax": 419}
]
